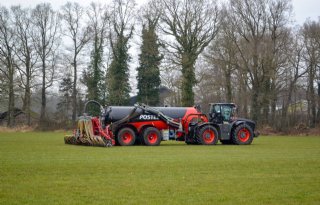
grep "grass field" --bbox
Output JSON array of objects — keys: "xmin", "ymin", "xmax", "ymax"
[{"xmin": 0, "ymin": 132, "xmax": 319, "ymax": 205}]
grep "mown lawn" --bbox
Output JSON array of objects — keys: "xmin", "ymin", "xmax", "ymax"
[{"xmin": 0, "ymin": 132, "xmax": 319, "ymax": 205}]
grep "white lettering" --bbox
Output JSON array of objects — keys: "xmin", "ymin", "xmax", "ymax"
[{"xmin": 139, "ymin": 115, "xmax": 159, "ymax": 120}]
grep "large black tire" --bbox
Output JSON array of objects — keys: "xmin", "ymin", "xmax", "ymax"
[
  {"xmin": 232, "ymin": 124, "xmax": 254, "ymax": 145},
  {"xmin": 142, "ymin": 127, "xmax": 162, "ymax": 146},
  {"xmin": 198, "ymin": 125, "xmax": 218, "ymax": 145},
  {"xmin": 117, "ymin": 127, "xmax": 136, "ymax": 146}
]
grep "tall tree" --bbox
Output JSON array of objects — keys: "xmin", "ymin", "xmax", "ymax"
[
  {"xmin": 0, "ymin": 6, "xmax": 16, "ymax": 127},
  {"xmin": 107, "ymin": 0, "xmax": 135, "ymax": 105},
  {"xmin": 136, "ymin": 1, "xmax": 162, "ymax": 105},
  {"xmin": 61, "ymin": 2, "xmax": 90, "ymax": 122},
  {"xmin": 264, "ymin": 0, "xmax": 293, "ymax": 125},
  {"xmin": 160, "ymin": 0, "xmax": 220, "ymax": 106},
  {"xmin": 12, "ymin": 6, "xmax": 38, "ymax": 126},
  {"xmin": 204, "ymin": 9, "xmax": 238, "ymax": 104},
  {"xmin": 84, "ymin": 2, "xmax": 108, "ymax": 103},
  {"xmin": 226, "ymin": 0, "xmax": 293, "ymax": 123},
  {"xmin": 280, "ymin": 31, "xmax": 306, "ymax": 129},
  {"xmin": 32, "ymin": 3, "xmax": 60, "ymax": 127},
  {"xmin": 302, "ymin": 19, "xmax": 320, "ymax": 127}
]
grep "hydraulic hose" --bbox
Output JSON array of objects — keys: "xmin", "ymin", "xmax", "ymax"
[{"xmin": 84, "ymin": 100, "xmax": 105, "ymax": 116}]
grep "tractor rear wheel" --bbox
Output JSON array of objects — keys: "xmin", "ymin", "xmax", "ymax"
[
  {"xmin": 142, "ymin": 127, "xmax": 162, "ymax": 146},
  {"xmin": 232, "ymin": 124, "xmax": 254, "ymax": 145},
  {"xmin": 198, "ymin": 125, "xmax": 218, "ymax": 145},
  {"xmin": 117, "ymin": 127, "xmax": 136, "ymax": 146}
]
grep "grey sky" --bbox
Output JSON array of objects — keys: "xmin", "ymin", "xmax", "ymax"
[
  {"xmin": 292, "ymin": 0, "xmax": 319, "ymax": 24},
  {"xmin": 0, "ymin": 0, "xmax": 319, "ymax": 25},
  {"xmin": 0, "ymin": 0, "xmax": 318, "ymax": 96}
]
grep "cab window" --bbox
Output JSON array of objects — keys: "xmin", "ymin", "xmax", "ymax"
[
  {"xmin": 209, "ymin": 105, "xmax": 220, "ymax": 114},
  {"xmin": 221, "ymin": 106, "xmax": 232, "ymax": 121},
  {"xmin": 214, "ymin": 105, "xmax": 220, "ymax": 113}
]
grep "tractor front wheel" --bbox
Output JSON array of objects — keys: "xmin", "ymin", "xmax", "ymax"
[
  {"xmin": 198, "ymin": 125, "xmax": 218, "ymax": 145},
  {"xmin": 117, "ymin": 127, "xmax": 136, "ymax": 146},
  {"xmin": 142, "ymin": 127, "xmax": 162, "ymax": 146},
  {"xmin": 232, "ymin": 124, "xmax": 254, "ymax": 145}
]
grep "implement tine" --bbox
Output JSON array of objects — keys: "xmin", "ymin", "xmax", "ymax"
[{"xmin": 65, "ymin": 117, "xmax": 112, "ymax": 148}]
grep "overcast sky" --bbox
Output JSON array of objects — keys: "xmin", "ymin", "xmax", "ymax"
[
  {"xmin": 0, "ymin": 0, "xmax": 319, "ymax": 25},
  {"xmin": 0, "ymin": 0, "xmax": 318, "ymax": 96}
]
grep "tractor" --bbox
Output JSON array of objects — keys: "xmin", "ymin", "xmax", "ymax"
[
  {"xmin": 188, "ymin": 103, "xmax": 259, "ymax": 145},
  {"xmin": 64, "ymin": 101, "xmax": 259, "ymax": 147}
]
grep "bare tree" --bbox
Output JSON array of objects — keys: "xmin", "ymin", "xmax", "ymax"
[
  {"xmin": 31, "ymin": 3, "xmax": 60, "ymax": 127},
  {"xmin": 11, "ymin": 6, "xmax": 38, "ymax": 126},
  {"xmin": 61, "ymin": 2, "xmax": 90, "ymax": 123},
  {"xmin": 226, "ymin": 0, "xmax": 293, "ymax": 124},
  {"xmin": 204, "ymin": 7, "xmax": 238, "ymax": 104},
  {"xmin": 265, "ymin": 0, "xmax": 293, "ymax": 124},
  {"xmin": 160, "ymin": 0, "xmax": 220, "ymax": 106},
  {"xmin": 302, "ymin": 19, "xmax": 320, "ymax": 127},
  {"xmin": 160, "ymin": 59, "xmax": 182, "ymax": 106},
  {"xmin": 280, "ymin": 31, "xmax": 307, "ymax": 129},
  {"xmin": 0, "ymin": 7, "xmax": 16, "ymax": 127}
]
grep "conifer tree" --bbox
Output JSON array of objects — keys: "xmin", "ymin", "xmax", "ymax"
[
  {"xmin": 107, "ymin": 0, "xmax": 135, "ymax": 105},
  {"xmin": 137, "ymin": 20, "xmax": 162, "ymax": 106},
  {"xmin": 84, "ymin": 39, "xmax": 104, "ymax": 103},
  {"xmin": 107, "ymin": 36, "xmax": 131, "ymax": 105},
  {"xmin": 83, "ymin": 2, "xmax": 108, "ymax": 105}
]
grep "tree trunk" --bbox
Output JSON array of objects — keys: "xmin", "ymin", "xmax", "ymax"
[
  {"xmin": 181, "ymin": 54, "xmax": 196, "ymax": 106},
  {"xmin": 181, "ymin": 74, "xmax": 194, "ymax": 106},
  {"xmin": 281, "ymin": 84, "xmax": 293, "ymax": 130},
  {"xmin": 251, "ymin": 82, "xmax": 259, "ymax": 124},
  {"xmin": 308, "ymin": 62, "xmax": 316, "ymax": 128},
  {"xmin": 24, "ymin": 83, "xmax": 31, "ymax": 126},
  {"xmin": 316, "ymin": 82, "xmax": 320, "ymax": 124},
  {"xmin": 225, "ymin": 65, "xmax": 232, "ymax": 102},
  {"xmin": 40, "ymin": 58, "xmax": 46, "ymax": 127},
  {"xmin": 262, "ymin": 78, "xmax": 270, "ymax": 125},
  {"xmin": 7, "ymin": 63, "xmax": 15, "ymax": 127},
  {"xmin": 72, "ymin": 55, "xmax": 77, "ymax": 123},
  {"xmin": 22, "ymin": 58, "xmax": 32, "ymax": 126},
  {"xmin": 309, "ymin": 83, "xmax": 316, "ymax": 128}
]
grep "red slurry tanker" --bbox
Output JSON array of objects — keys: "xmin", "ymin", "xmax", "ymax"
[{"xmin": 64, "ymin": 101, "xmax": 259, "ymax": 147}]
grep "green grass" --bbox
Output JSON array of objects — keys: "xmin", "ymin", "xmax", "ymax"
[{"xmin": 0, "ymin": 132, "xmax": 320, "ymax": 205}]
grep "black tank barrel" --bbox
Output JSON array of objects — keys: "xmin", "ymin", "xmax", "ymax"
[{"xmin": 104, "ymin": 106, "xmax": 189, "ymax": 123}]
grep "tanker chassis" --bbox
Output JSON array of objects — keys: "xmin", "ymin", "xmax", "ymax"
[{"xmin": 64, "ymin": 101, "xmax": 259, "ymax": 147}]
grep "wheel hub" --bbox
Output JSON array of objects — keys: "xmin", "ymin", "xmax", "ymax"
[{"xmin": 240, "ymin": 132, "xmax": 246, "ymax": 138}]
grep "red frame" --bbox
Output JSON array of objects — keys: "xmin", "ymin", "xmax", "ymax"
[
  {"xmin": 91, "ymin": 117, "xmax": 115, "ymax": 145},
  {"xmin": 110, "ymin": 107, "xmax": 207, "ymax": 140}
]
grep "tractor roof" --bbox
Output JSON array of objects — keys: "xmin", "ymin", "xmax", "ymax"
[{"xmin": 209, "ymin": 103, "xmax": 236, "ymax": 106}]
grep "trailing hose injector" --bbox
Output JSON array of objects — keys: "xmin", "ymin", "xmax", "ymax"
[{"xmin": 64, "ymin": 101, "xmax": 114, "ymax": 147}]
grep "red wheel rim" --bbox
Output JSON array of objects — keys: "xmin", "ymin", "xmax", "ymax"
[
  {"xmin": 202, "ymin": 130, "xmax": 215, "ymax": 144},
  {"xmin": 121, "ymin": 132, "xmax": 133, "ymax": 144},
  {"xmin": 147, "ymin": 132, "xmax": 158, "ymax": 144},
  {"xmin": 238, "ymin": 128, "xmax": 250, "ymax": 142}
]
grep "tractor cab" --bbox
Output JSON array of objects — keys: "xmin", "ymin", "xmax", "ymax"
[{"xmin": 208, "ymin": 103, "xmax": 236, "ymax": 124}]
